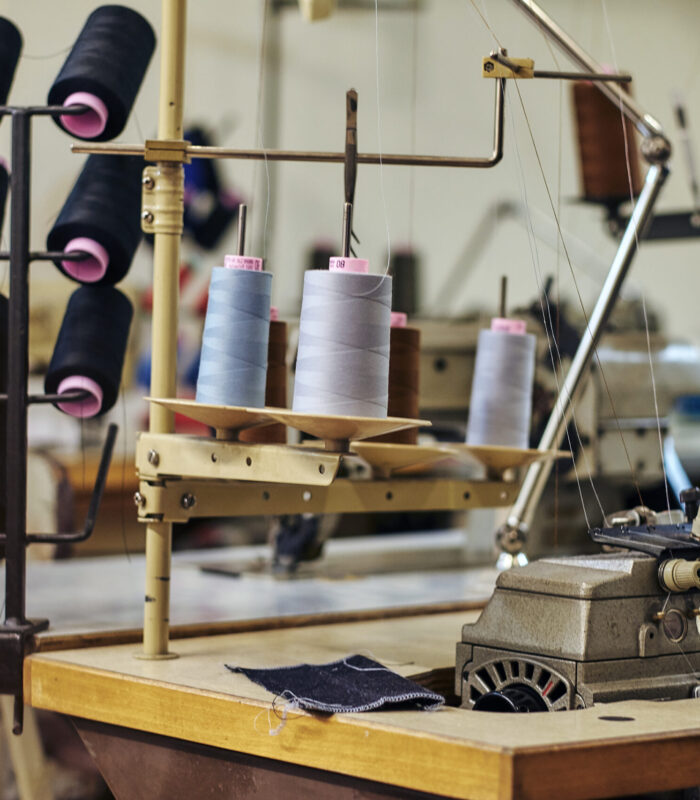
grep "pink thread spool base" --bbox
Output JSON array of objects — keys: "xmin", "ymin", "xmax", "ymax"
[
  {"xmin": 390, "ymin": 312, "xmax": 407, "ymax": 328},
  {"xmin": 329, "ymin": 257, "xmax": 369, "ymax": 274},
  {"xmin": 57, "ymin": 376, "xmax": 103, "ymax": 418},
  {"xmin": 224, "ymin": 254, "xmax": 263, "ymax": 271},
  {"xmin": 62, "ymin": 237, "xmax": 109, "ymax": 283},
  {"xmin": 490, "ymin": 317, "xmax": 527, "ymax": 335},
  {"xmin": 60, "ymin": 92, "xmax": 108, "ymax": 139}
]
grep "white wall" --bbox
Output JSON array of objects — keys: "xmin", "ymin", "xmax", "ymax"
[{"xmin": 2, "ymin": 0, "xmax": 699, "ymax": 341}]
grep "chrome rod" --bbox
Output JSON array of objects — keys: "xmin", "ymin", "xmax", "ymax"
[
  {"xmin": 509, "ymin": 0, "xmax": 668, "ymax": 149},
  {"xmin": 498, "ymin": 164, "xmax": 669, "ymax": 554}
]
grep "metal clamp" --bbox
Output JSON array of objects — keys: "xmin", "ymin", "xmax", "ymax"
[
  {"xmin": 141, "ymin": 164, "xmax": 184, "ymax": 235},
  {"xmin": 143, "ymin": 138, "xmax": 191, "ymax": 163}
]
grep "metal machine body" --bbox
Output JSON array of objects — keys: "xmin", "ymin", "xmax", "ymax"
[{"xmin": 456, "ymin": 551, "xmax": 700, "ymax": 711}]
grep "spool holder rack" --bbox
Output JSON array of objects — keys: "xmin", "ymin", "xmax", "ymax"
[{"xmin": 0, "ymin": 103, "xmax": 118, "ymax": 733}]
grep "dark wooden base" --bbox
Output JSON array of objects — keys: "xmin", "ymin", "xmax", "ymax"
[{"xmin": 73, "ymin": 717, "xmax": 444, "ymax": 800}]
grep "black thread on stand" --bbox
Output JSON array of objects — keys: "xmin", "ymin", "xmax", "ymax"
[
  {"xmin": 47, "ymin": 5, "xmax": 155, "ymax": 141},
  {"xmin": 0, "ymin": 162, "xmax": 9, "ymax": 234},
  {"xmin": 45, "ymin": 286, "xmax": 133, "ymax": 416},
  {"xmin": 0, "ymin": 17, "xmax": 22, "ymax": 108},
  {"xmin": 47, "ymin": 154, "xmax": 144, "ymax": 285}
]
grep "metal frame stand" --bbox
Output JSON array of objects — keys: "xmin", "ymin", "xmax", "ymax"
[
  {"xmin": 0, "ymin": 104, "xmax": 117, "ymax": 734},
  {"xmin": 496, "ymin": 0, "xmax": 672, "ymax": 562}
]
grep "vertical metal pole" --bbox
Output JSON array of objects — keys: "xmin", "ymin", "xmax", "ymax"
[
  {"xmin": 141, "ymin": 0, "xmax": 186, "ymax": 658},
  {"xmin": 4, "ymin": 111, "xmax": 30, "ymax": 626}
]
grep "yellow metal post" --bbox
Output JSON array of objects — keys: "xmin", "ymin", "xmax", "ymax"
[{"xmin": 141, "ymin": 0, "xmax": 187, "ymax": 658}]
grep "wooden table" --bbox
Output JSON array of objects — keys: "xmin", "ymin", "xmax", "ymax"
[{"xmin": 24, "ymin": 611, "xmax": 700, "ymax": 800}]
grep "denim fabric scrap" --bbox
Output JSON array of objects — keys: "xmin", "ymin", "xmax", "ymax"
[{"xmin": 226, "ymin": 654, "xmax": 445, "ymax": 713}]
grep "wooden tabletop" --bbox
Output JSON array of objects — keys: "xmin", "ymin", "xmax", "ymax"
[{"xmin": 25, "ymin": 611, "xmax": 700, "ymax": 800}]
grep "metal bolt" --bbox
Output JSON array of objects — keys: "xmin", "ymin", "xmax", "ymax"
[
  {"xmin": 180, "ymin": 493, "xmax": 196, "ymax": 509},
  {"xmin": 147, "ymin": 449, "xmax": 160, "ymax": 467},
  {"xmin": 652, "ymin": 610, "xmax": 666, "ymax": 622},
  {"xmin": 142, "ymin": 210, "xmax": 154, "ymax": 224},
  {"xmin": 142, "ymin": 175, "xmax": 155, "ymax": 190},
  {"xmin": 133, "ymin": 491, "xmax": 146, "ymax": 508},
  {"xmin": 484, "ymin": 61, "xmax": 494, "ymax": 73}
]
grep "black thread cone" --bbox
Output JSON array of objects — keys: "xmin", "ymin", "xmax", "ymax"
[
  {"xmin": 48, "ymin": 5, "xmax": 155, "ymax": 141},
  {"xmin": 45, "ymin": 285, "xmax": 134, "ymax": 415},
  {"xmin": 48, "ymin": 154, "xmax": 144, "ymax": 286},
  {"xmin": 0, "ymin": 17, "xmax": 22, "ymax": 107}
]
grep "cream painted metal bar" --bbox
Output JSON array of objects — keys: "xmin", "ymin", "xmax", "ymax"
[
  {"xmin": 69, "ymin": 77, "xmax": 506, "ymax": 168},
  {"xmin": 141, "ymin": 0, "xmax": 187, "ymax": 659}
]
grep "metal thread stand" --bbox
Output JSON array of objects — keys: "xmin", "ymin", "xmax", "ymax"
[{"xmin": 0, "ymin": 104, "xmax": 117, "ymax": 734}]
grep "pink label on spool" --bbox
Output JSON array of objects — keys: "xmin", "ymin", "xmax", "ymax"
[
  {"xmin": 224, "ymin": 254, "xmax": 263, "ymax": 271},
  {"xmin": 0, "ymin": 156, "xmax": 8, "ymax": 173},
  {"xmin": 62, "ymin": 237, "xmax": 109, "ymax": 283},
  {"xmin": 60, "ymin": 92, "xmax": 108, "ymax": 139},
  {"xmin": 390, "ymin": 312, "xmax": 407, "ymax": 328},
  {"xmin": 57, "ymin": 375, "xmax": 103, "ymax": 418},
  {"xmin": 491, "ymin": 317, "xmax": 527, "ymax": 335},
  {"xmin": 270, "ymin": 306, "xmax": 279, "ymax": 321},
  {"xmin": 329, "ymin": 257, "xmax": 369, "ymax": 274}
]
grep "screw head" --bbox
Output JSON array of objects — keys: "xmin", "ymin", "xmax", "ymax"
[
  {"xmin": 133, "ymin": 491, "xmax": 146, "ymax": 508},
  {"xmin": 180, "ymin": 492, "xmax": 196, "ymax": 509},
  {"xmin": 484, "ymin": 60, "xmax": 495, "ymax": 73},
  {"xmin": 142, "ymin": 210, "xmax": 154, "ymax": 224},
  {"xmin": 147, "ymin": 449, "xmax": 160, "ymax": 467},
  {"xmin": 142, "ymin": 175, "xmax": 155, "ymax": 190}
]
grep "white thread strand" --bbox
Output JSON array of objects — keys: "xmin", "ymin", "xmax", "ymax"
[
  {"xmin": 602, "ymin": 0, "xmax": 672, "ymax": 514},
  {"xmin": 374, "ymin": 0, "xmax": 391, "ymax": 275},
  {"xmin": 507, "ymin": 88, "xmax": 605, "ymax": 524}
]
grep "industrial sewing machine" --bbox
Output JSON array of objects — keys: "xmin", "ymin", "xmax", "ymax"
[{"xmin": 457, "ymin": 497, "xmax": 700, "ymax": 711}]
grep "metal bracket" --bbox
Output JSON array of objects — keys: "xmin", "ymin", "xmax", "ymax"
[
  {"xmin": 135, "ymin": 476, "xmax": 517, "ymax": 523},
  {"xmin": 135, "ymin": 432, "xmax": 342, "ymax": 486},
  {"xmin": 141, "ymin": 164, "xmax": 185, "ymax": 235},
  {"xmin": 483, "ymin": 55, "xmax": 534, "ymax": 79},
  {"xmin": 143, "ymin": 138, "xmax": 191, "ymax": 163}
]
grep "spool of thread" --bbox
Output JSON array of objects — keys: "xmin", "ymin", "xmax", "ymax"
[
  {"xmin": 0, "ymin": 17, "xmax": 21, "ymax": 108},
  {"xmin": 572, "ymin": 80, "xmax": 642, "ymax": 207},
  {"xmin": 196, "ymin": 257, "xmax": 272, "ymax": 408},
  {"xmin": 0, "ymin": 160, "xmax": 9, "ymax": 234},
  {"xmin": 0, "ymin": 293, "xmax": 6, "ymax": 530},
  {"xmin": 293, "ymin": 260, "xmax": 391, "ymax": 418},
  {"xmin": 45, "ymin": 286, "xmax": 134, "ymax": 418},
  {"xmin": 240, "ymin": 309, "xmax": 288, "ymax": 444},
  {"xmin": 466, "ymin": 318, "xmax": 536, "ymax": 449},
  {"xmin": 48, "ymin": 5, "xmax": 155, "ymax": 141},
  {"xmin": 390, "ymin": 248, "xmax": 419, "ymax": 316},
  {"xmin": 47, "ymin": 154, "xmax": 143, "ymax": 285},
  {"xmin": 369, "ymin": 312, "xmax": 421, "ymax": 444}
]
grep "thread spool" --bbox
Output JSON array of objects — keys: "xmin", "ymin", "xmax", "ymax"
[
  {"xmin": 466, "ymin": 316, "xmax": 536, "ymax": 450},
  {"xmin": 0, "ymin": 293, "xmax": 6, "ymax": 531},
  {"xmin": 47, "ymin": 154, "xmax": 143, "ymax": 285},
  {"xmin": 0, "ymin": 17, "xmax": 21, "ymax": 108},
  {"xmin": 48, "ymin": 5, "xmax": 155, "ymax": 141},
  {"xmin": 572, "ymin": 80, "xmax": 642, "ymax": 208},
  {"xmin": 390, "ymin": 248, "xmax": 419, "ymax": 316},
  {"xmin": 196, "ymin": 257, "xmax": 272, "ymax": 409},
  {"xmin": 293, "ymin": 259, "xmax": 391, "ymax": 418},
  {"xmin": 369, "ymin": 312, "xmax": 420, "ymax": 444},
  {"xmin": 45, "ymin": 286, "xmax": 134, "ymax": 418},
  {"xmin": 240, "ymin": 309, "xmax": 288, "ymax": 444}
]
